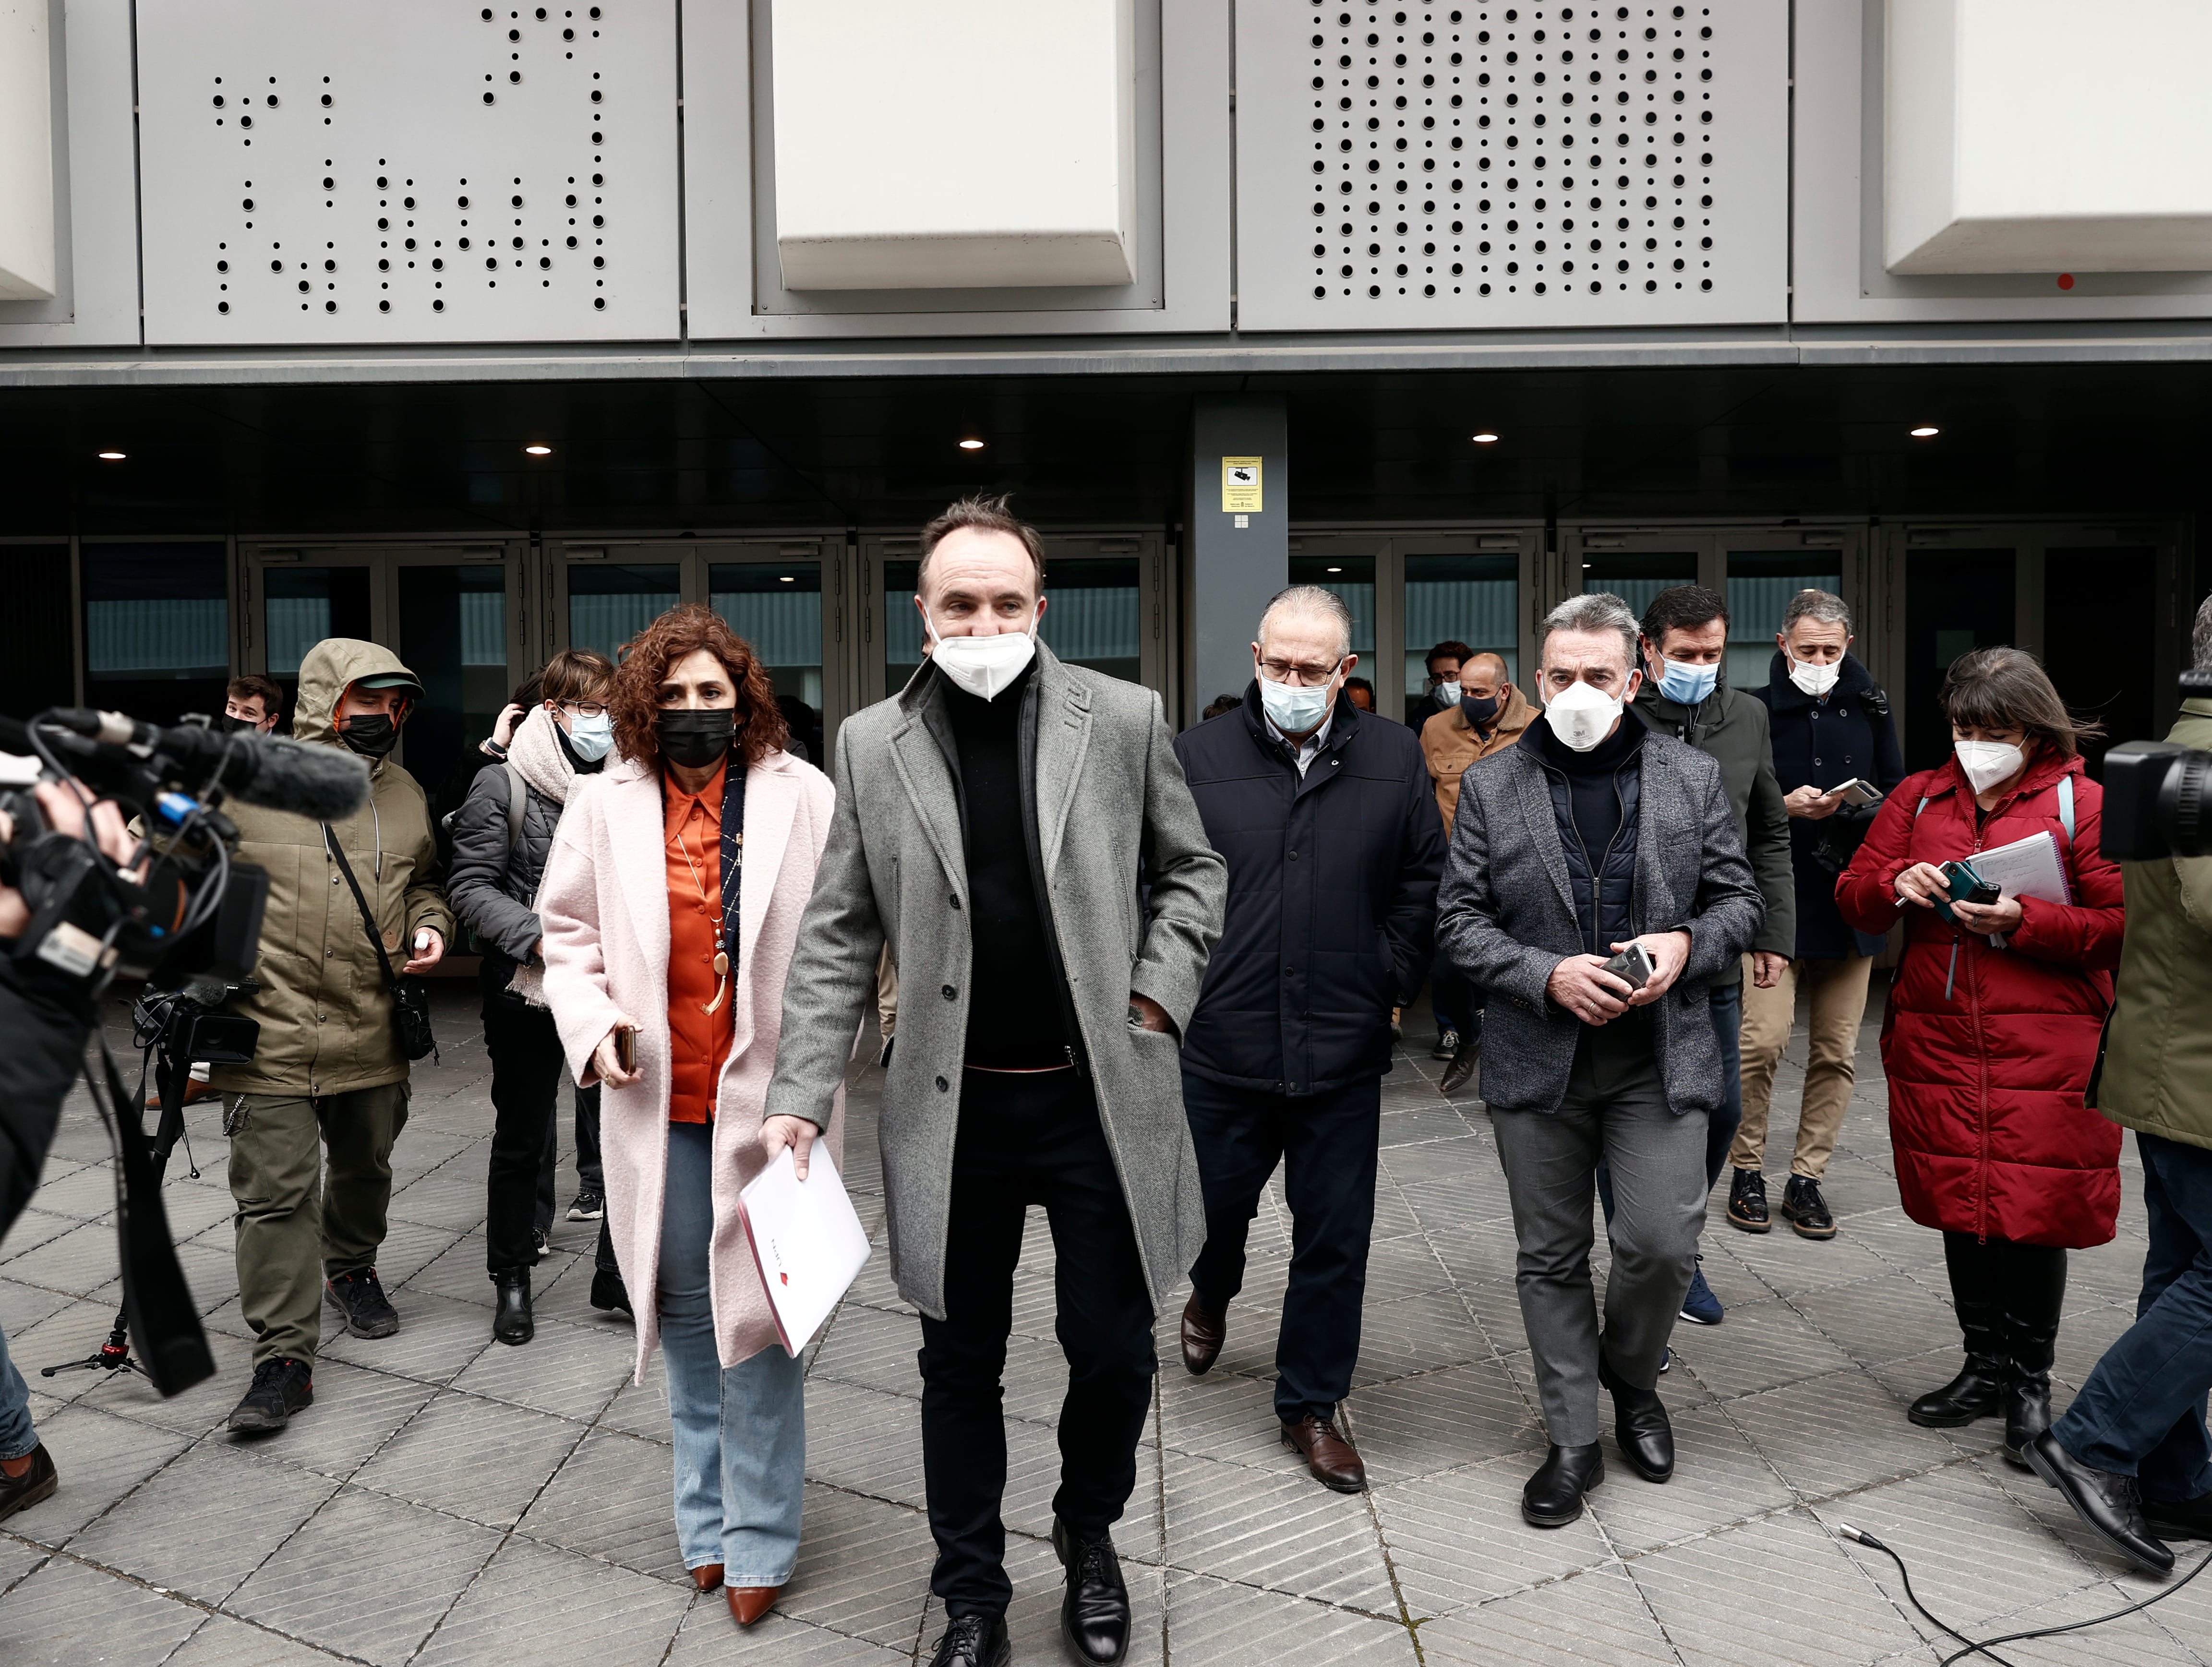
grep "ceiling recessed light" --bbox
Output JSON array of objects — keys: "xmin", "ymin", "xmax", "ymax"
[
  {"xmin": 1326, "ymin": 566, "xmax": 1343, "ymax": 573},
  {"xmin": 1471, "ymin": 432, "xmax": 1500, "ymax": 444},
  {"xmin": 524, "ymin": 444, "xmax": 553, "ymax": 456},
  {"xmin": 779, "ymin": 575, "xmax": 795, "ymax": 582},
  {"xmin": 96, "ymin": 450, "xmax": 125, "ymax": 461},
  {"xmin": 1909, "ymin": 426, "xmax": 1940, "ymax": 438},
  {"xmin": 958, "ymin": 438, "xmax": 986, "ymax": 450}
]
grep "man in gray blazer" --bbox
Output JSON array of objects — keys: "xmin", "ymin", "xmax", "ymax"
[
  {"xmin": 763, "ymin": 496, "xmax": 1226, "ymax": 1667},
  {"xmin": 1437, "ymin": 592, "xmax": 1762, "ymax": 1531}
]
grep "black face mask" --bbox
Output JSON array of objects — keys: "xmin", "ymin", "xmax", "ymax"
[
  {"xmin": 1460, "ymin": 692, "xmax": 1502, "ymax": 731},
  {"xmin": 215, "ymin": 712, "xmax": 258, "ymax": 735},
  {"xmin": 339, "ymin": 712, "xmax": 399, "ymax": 758},
  {"xmin": 657, "ymin": 709, "xmax": 735, "ymax": 770}
]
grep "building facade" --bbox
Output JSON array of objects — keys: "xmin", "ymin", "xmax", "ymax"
[{"xmin": 0, "ymin": 0, "xmax": 2203, "ymax": 802}]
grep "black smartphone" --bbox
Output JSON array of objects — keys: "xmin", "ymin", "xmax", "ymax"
[
  {"xmin": 615, "ymin": 1026, "xmax": 637, "ymax": 1074},
  {"xmin": 1600, "ymin": 943, "xmax": 1655, "ymax": 989}
]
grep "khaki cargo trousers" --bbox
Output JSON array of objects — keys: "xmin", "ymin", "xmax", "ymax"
[{"xmin": 226, "ymin": 1083, "xmax": 409, "ymax": 1367}]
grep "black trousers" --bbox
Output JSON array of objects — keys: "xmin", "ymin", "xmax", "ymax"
[
  {"xmin": 1183, "ymin": 1071, "xmax": 1382, "ymax": 1423},
  {"xmin": 920, "ymin": 1067, "xmax": 1157, "ymax": 1620},
  {"xmin": 481, "ymin": 962, "xmax": 561, "ymax": 1277}
]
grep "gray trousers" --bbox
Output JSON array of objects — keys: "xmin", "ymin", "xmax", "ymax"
[{"xmin": 1490, "ymin": 1021, "xmax": 1708, "ymax": 1447}]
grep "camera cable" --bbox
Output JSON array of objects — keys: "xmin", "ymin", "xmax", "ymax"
[{"xmin": 1839, "ymin": 1520, "xmax": 2212, "ymax": 1667}]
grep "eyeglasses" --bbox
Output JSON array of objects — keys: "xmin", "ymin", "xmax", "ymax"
[
  {"xmin": 1259, "ymin": 657, "xmax": 1345, "ymax": 685},
  {"xmin": 562, "ymin": 700, "xmax": 609, "ymax": 719}
]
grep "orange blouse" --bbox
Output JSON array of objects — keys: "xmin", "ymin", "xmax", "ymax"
[{"xmin": 664, "ymin": 762, "xmax": 733, "ymax": 1123}]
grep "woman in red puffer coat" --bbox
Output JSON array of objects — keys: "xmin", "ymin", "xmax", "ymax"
[{"xmin": 1837, "ymin": 648, "xmax": 2125, "ymax": 1467}]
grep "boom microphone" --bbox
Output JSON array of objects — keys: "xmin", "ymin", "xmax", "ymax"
[{"xmin": 0, "ymin": 714, "xmax": 371, "ymax": 822}]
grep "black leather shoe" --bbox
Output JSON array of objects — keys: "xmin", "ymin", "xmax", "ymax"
[
  {"xmin": 0, "ymin": 1444, "xmax": 57, "ymax": 1523},
  {"xmin": 1907, "ymin": 1357, "xmax": 2006, "ymax": 1427},
  {"xmin": 926, "ymin": 1613, "xmax": 1011, "ymax": 1667},
  {"xmin": 1781, "ymin": 1175, "xmax": 1837, "ymax": 1240},
  {"xmin": 1052, "ymin": 1517, "xmax": 1130, "ymax": 1665},
  {"xmin": 493, "ymin": 1269, "xmax": 534, "ymax": 1346},
  {"xmin": 2023, "ymin": 1431, "xmax": 2175, "ymax": 1575},
  {"xmin": 2145, "ymin": 1492, "xmax": 2212, "ymax": 1543},
  {"xmin": 1522, "ymin": 1442, "xmax": 1604, "ymax": 1527},
  {"xmin": 1180, "ymin": 1290, "xmax": 1226, "ymax": 1376},
  {"xmin": 1438, "ymin": 1038, "xmax": 1480, "ymax": 1098},
  {"xmin": 1726, "ymin": 1169, "xmax": 1771, "ymax": 1234},
  {"xmin": 1598, "ymin": 1351, "xmax": 1675, "ymax": 1483}
]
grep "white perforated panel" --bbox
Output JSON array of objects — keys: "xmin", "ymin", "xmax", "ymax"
[
  {"xmin": 136, "ymin": 0, "xmax": 678, "ymax": 345},
  {"xmin": 1235, "ymin": 0, "xmax": 1787, "ymax": 329}
]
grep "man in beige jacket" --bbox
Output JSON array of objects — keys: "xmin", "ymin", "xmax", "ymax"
[{"xmin": 213, "ymin": 638, "xmax": 454, "ymax": 1435}]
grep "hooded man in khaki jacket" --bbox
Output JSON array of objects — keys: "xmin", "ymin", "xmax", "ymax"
[{"xmin": 214, "ymin": 639, "xmax": 455, "ymax": 1435}]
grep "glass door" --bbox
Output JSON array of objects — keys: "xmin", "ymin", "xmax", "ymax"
[
  {"xmin": 78, "ymin": 542, "xmax": 233, "ymax": 729},
  {"xmin": 1715, "ymin": 528, "xmax": 1857, "ymax": 698},
  {"xmin": 1289, "ymin": 541, "xmax": 1378, "ymax": 718},
  {"xmin": 1402, "ymin": 545, "xmax": 1527, "ymax": 729},
  {"xmin": 709, "ymin": 541, "xmax": 829, "ymax": 768}
]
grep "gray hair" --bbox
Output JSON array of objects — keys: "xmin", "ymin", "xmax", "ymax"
[
  {"xmin": 1783, "ymin": 588, "xmax": 1852, "ymax": 636},
  {"xmin": 1258, "ymin": 585, "xmax": 1354, "ymax": 661},
  {"xmin": 1540, "ymin": 592, "xmax": 1640, "ymax": 672},
  {"xmin": 2194, "ymin": 593, "xmax": 2212, "ymax": 673}
]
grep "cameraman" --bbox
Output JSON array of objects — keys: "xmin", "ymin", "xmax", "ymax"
[
  {"xmin": 2029, "ymin": 601, "xmax": 2212, "ymax": 1572},
  {"xmin": 209, "ymin": 640, "xmax": 454, "ymax": 1436},
  {"xmin": 0, "ymin": 781, "xmax": 145, "ymax": 1521}
]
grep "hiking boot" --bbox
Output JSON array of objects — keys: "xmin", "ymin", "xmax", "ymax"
[
  {"xmin": 1726, "ymin": 1169, "xmax": 1771, "ymax": 1234},
  {"xmin": 228, "ymin": 1358, "xmax": 313, "ymax": 1434},
  {"xmin": 325, "ymin": 1268, "xmax": 398, "ymax": 1339},
  {"xmin": 1781, "ymin": 1175, "xmax": 1837, "ymax": 1240}
]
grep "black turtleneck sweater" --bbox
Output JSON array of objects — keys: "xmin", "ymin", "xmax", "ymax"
[
  {"xmin": 942, "ymin": 662, "xmax": 1071, "ymax": 1069},
  {"xmin": 1528, "ymin": 703, "xmax": 1647, "ymax": 866}
]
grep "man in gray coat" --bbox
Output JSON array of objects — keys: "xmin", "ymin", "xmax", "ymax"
[
  {"xmin": 763, "ymin": 495, "xmax": 1226, "ymax": 1667},
  {"xmin": 1437, "ymin": 593, "xmax": 1762, "ymax": 1531}
]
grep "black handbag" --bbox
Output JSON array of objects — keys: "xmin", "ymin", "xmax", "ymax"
[{"xmin": 324, "ymin": 827, "xmax": 438, "ymax": 1064}]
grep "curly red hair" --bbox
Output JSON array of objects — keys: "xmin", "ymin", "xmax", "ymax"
[{"xmin": 608, "ymin": 603, "xmax": 790, "ymax": 771}]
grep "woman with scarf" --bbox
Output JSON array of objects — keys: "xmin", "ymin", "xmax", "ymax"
[
  {"xmin": 1836, "ymin": 647, "xmax": 2126, "ymax": 1464},
  {"xmin": 447, "ymin": 648, "xmax": 620, "ymax": 1345},
  {"xmin": 537, "ymin": 605, "xmax": 839, "ymax": 1628}
]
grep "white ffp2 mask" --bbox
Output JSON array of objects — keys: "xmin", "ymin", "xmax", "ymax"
[
  {"xmin": 1954, "ymin": 739, "xmax": 2026, "ymax": 794},
  {"xmin": 927, "ymin": 616, "xmax": 1036, "ymax": 702},
  {"xmin": 1788, "ymin": 655, "xmax": 1841, "ymax": 697},
  {"xmin": 1545, "ymin": 678, "xmax": 1626, "ymax": 753}
]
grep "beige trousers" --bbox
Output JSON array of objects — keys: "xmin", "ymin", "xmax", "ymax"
[{"xmin": 1732, "ymin": 951, "xmax": 1874, "ymax": 1180}]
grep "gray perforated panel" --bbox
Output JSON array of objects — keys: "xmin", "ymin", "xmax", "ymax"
[
  {"xmin": 136, "ymin": 0, "xmax": 678, "ymax": 345},
  {"xmin": 1235, "ymin": 0, "xmax": 1786, "ymax": 330}
]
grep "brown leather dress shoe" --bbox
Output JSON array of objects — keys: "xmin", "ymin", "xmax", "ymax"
[
  {"xmin": 727, "ymin": 1584, "xmax": 781, "ymax": 1625},
  {"xmin": 1179, "ymin": 1291, "xmax": 1226, "ymax": 1376},
  {"xmin": 1282, "ymin": 1415, "xmax": 1367, "ymax": 1492},
  {"xmin": 690, "ymin": 1563, "xmax": 725, "ymax": 1592}
]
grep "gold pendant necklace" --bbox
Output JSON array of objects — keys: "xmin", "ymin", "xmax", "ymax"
[{"xmin": 677, "ymin": 812, "xmax": 730, "ymax": 1016}]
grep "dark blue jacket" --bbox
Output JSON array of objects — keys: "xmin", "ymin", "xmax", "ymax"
[
  {"xmin": 1526, "ymin": 712, "xmax": 1647, "ymax": 957},
  {"xmin": 1750, "ymin": 651, "xmax": 1906, "ymax": 959},
  {"xmin": 1175, "ymin": 683, "xmax": 1445, "ymax": 1095}
]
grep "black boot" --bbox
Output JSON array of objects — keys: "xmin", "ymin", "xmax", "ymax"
[
  {"xmin": 1909, "ymin": 1232, "xmax": 2005, "ymax": 1428},
  {"xmin": 493, "ymin": 1268, "xmax": 534, "ymax": 1346},
  {"xmin": 2000, "ymin": 1243, "xmax": 2067, "ymax": 1469}
]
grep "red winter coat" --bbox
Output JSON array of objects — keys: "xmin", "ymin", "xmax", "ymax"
[{"xmin": 1835, "ymin": 749, "xmax": 2125, "ymax": 1249}]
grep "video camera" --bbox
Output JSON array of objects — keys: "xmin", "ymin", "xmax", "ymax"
[
  {"xmin": 2102, "ymin": 670, "xmax": 2212, "ymax": 862},
  {"xmin": 1, "ymin": 707, "xmax": 368, "ymax": 992}
]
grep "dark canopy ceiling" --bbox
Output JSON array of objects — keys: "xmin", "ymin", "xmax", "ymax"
[{"xmin": 0, "ymin": 358, "xmax": 2204, "ymax": 538}]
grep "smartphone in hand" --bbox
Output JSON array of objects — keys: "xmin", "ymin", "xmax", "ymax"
[
  {"xmin": 615, "ymin": 1026, "xmax": 637, "ymax": 1075},
  {"xmin": 1827, "ymin": 778, "xmax": 1884, "ymax": 807},
  {"xmin": 1599, "ymin": 943, "xmax": 1656, "ymax": 990}
]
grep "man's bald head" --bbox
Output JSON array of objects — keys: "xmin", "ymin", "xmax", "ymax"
[{"xmin": 1462, "ymin": 653, "xmax": 1510, "ymax": 699}]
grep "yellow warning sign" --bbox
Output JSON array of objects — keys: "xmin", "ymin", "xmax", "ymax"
[{"xmin": 1221, "ymin": 456, "xmax": 1263, "ymax": 515}]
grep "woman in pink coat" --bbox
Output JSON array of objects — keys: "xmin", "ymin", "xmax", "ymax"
[{"xmin": 538, "ymin": 605, "xmax": 840, "ymax": 1629}]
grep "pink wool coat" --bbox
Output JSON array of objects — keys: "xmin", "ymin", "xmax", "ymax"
[{"xmin": 537, "ymin": 747, "xmax": 843, "ymax": 1381}]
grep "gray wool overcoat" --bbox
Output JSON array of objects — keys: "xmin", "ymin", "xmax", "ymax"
[{"xmin": 762, "ymin": 644, "xmax": 1228, "ymax": 1322}]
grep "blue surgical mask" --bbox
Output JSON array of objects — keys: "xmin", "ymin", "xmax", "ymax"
[
  {"xmin": 1658, "ymin": 659, "xmax": 1719, "ymax": 707},
  {"xmin": 1258, "ymin": 672, "xmax": 1334, "ymax": 737},
  {"xmin": 566, "ymin": 709, "xmax": 614, "ymax": 762}
]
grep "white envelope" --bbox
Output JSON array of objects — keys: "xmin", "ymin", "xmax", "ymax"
[{"xmin": 737, "ymin": 1144, "xmax": 872, "ymax": 1356}]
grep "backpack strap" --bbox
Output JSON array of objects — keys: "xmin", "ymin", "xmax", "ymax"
[
  {"xmin": 2056, "ymin": 773, "xmax": 2075, "ymax": 845},
  {"xmin": 1915, "ymin": 795, "xmax": 1929, "ymax": 819}
]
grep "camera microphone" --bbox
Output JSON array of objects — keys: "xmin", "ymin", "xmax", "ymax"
[{"xmin": 0, "ymin": 713, "xmax": 371, "ymax": 822}]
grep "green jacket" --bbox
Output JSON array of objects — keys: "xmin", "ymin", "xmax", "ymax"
[
  {"xmin": 209, "ymin": 639, "xmax": 456, "ymax": 1098},
  {"xmin": 2095, "ymin": 697, "xmax": 2212, "ymax": 1151},
  {"xmin": 1632, "ymin": 677, "xmax": 1796, "ymax": 978}
]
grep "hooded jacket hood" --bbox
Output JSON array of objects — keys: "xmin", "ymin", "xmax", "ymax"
[{"xmin": 292, "ymin": 637, "xmax": 424, "ymax": 750}]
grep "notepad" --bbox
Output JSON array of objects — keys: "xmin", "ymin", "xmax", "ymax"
[
  {"xmin": 737, "ymin": 1144, "xmax": 872, "ymax": 1356},
  {"xmin": 1965, "ymin": 830, "xmax": 2074, "ymax": 907}
]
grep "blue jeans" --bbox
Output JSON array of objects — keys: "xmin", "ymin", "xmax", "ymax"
[
  {"xmin": 1596, "ymin": 981, "xmax": 1743, "ymax": 1223},
  {"xmin": 2051, "ymin": 1132, "xmax": 2212, "ymax": 1503},
  {"xmin": 657, "ymin": 1121, "xmax": 807, "ymax": 1582},
  {"xmin": 0, "ymin": 1323, "xmax": 34, "ymax": 1462}
]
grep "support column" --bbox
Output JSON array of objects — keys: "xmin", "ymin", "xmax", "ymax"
[{"xmin": 1186, "ymin": 395, "xmax": 1289, "ymax": 723}]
